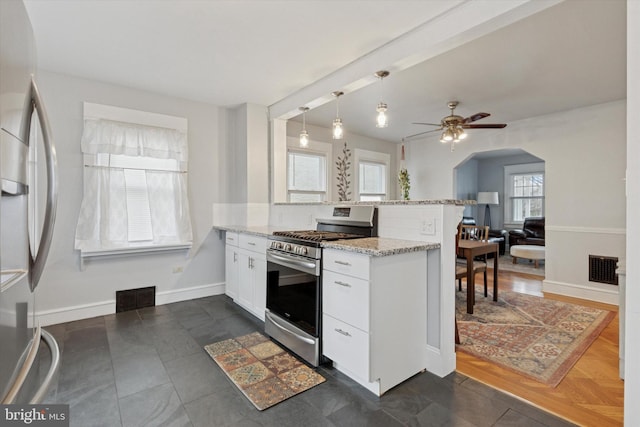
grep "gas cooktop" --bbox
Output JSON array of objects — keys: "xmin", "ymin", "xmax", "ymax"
[{"xmin": 271, "ymin": 230, "xmax": 363, "ymax": 243}]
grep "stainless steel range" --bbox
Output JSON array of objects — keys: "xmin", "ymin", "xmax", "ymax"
[{"xmin": 265, "ymin": 205, "xmax": 377, "ymax": 366}]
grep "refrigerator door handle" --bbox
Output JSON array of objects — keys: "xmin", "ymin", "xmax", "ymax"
[
  {"xmin": 1, "ymin": 326, "xmax": 41, "ymax": 404},
  {"xmin": 26, "ymin": 77, "xmax": 58, "ymax": 291},
  {"xmin": 30, "ymin": 329, "xmax": 60, "ymax": 404}
]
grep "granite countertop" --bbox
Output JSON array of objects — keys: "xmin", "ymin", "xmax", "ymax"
[
  {"xmin": 274, "ymin": 199, "xmax": 475, "ymax": 206},
  {"xmin": 212, "ymin": 226, "xmax": 440, "ymax": 257},
  {"xmin": 212, "ymin": 225, "xmax": 283, "ymax": 237},
  {"xmin": 322, "ymin": 237, "xmax": 440, "ymax": 257}
]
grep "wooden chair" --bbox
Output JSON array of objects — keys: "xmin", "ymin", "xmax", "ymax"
[{"xmin": 456, "ymin": 224, "xmax": 490, "ymax": 297}]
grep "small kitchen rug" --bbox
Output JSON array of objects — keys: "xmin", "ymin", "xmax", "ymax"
[
  {"xmin": 204, "ymin": 332, "xmax": 325, "ymax": 410},
  {"xmin": 456, "ymin": 286, "xmax": 615, "ymax": 387}
]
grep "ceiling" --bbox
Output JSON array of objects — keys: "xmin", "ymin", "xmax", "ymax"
[
  {"xmin": 297, "ymin": 0, "xmax": 627, "ymax": 143},
  {"xmin": 23, "ymin": 1, "xmax": 626, "ymax": 145},
  {"xmin": 22, "ymin": 0, "xmax": 459, "ymax": 108}
]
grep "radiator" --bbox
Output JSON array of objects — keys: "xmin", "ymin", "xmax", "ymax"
[{"xmin": 588, "ymin": 255, "xmax": 618, "ymax": 285}]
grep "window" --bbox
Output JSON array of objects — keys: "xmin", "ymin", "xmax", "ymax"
[
  {"xmin": 287, "ymin": 150, "xmax": 327, "ymax": 202},
  {"xmin": 359, "ymin": 161, "xmax": 386, "ymax": 201},
  {"xmin": 355, "ymin": 149, "xmax": 390, "ymax": 201},
  {"xmin": 504, "ymin": 163, "xmax": 544, "ymax": 224},
  {"xmin": 75, "ymin": 103, "xmax": 192, "ymax": 256}
]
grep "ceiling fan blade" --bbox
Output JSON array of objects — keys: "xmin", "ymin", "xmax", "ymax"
[
  {"xmin": 411, "ymin": 122, "xmax": 442, "ymax": 127},
  {"xmin": 403, "ymin": 128, "xmax": 441, "ymax": 140},
  {"xmin": 463, "ymin": 112, "xmax": 490, "ymax": 123},
  {"xmin": 461, "ymin": 123, "xmax": 507, "ymax": 129}
]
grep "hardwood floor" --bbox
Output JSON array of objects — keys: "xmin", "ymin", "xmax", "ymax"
[{"xmin": 456, "ymin": 270, "xmax": 624, "ymax": 427}]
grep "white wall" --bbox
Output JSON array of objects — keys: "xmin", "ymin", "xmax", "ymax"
[
  {"xmin": 406, "ymin": 100, "xmax": 626, "ymax": 304},
  {"xmin": 286, "ymin": 121, "xmax": 398, "ymax": 200},
  {"xmin": 625, "ymin": 1, "xmax": 639, "ymax": 424},
  {"xmin": 35, "ymin": 71, "xmax": 227, "ymax": 324}
]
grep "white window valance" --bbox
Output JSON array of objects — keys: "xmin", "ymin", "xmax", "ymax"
[{"xmin": 81, "ymin": 118, "xmax": 188, "ymax": 161}]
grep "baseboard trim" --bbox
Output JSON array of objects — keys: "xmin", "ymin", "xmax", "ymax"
[
  {"xmin": 155, "ymin": 282, "xmax": 225, "ymax": 305},
  {"xmin": 425, "ymin": 344, "xmax": 455, "ymax": 378},
  {"xmin": 36, "ymin": 282, "xmax": 225, "ymax": 326},
  {"xmin": 37, "ymin": 300, "xmax": 115, "ymax": 327},
  {"xmin": 542, "ymin": 279, "xmax": 619, "ymax": 305}
]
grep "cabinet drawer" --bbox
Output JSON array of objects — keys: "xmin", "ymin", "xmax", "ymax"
[
  {"xmin": 323, "ymin": 270, "xmax": 369, "ymax": 332},
  {"xmin": 239, "ymin": 234, "xmax": 268, "ymax": 254},
  {"xmin": 225, "ymin": 231, "xmax": 239, "ymax": 246},
  {"xmin": 323, "ymin": 314, "xmax": 369, "ymax": 380},
  {"xmin": 323, "ymin": 249, "xmax": 370, "ymax": 280}
]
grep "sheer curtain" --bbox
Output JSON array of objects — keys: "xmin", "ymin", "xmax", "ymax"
[{"xmin": 75, "ymin": 118, "xmax": 192, "ymax": 253}]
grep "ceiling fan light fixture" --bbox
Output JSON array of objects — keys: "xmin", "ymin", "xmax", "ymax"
[
  {"xmin": 376, "ymin": 102, "xmax": 388, "ymax": 128},
  {"xmin": 440, "ymin": 128, "xmax": 454, "ymax": 143},
  {"xmin": 455, "ymin": 127, "xmax": 467, "ymax": 140}
]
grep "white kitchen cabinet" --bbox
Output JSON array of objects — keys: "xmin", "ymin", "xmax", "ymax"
[
  {"xmin": 322, "ymin": 248, "xmax": 428, "ymax": 396},
  {"xmin": 224, "ymin": 232, "xmax": 239, "ymax": 300},
  {"xmin": 225, "ymin": 245, "xmax": 239, "ymax": 300},
  {"xmin": 224, "ymin": 232, "xmax": 267, "ymax": 321}
]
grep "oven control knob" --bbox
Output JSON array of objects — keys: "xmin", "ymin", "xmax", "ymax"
[
  {"xmin": 300, "ymin": 247, "xmax": 308, "ymax": 256},
  {"xmin": 284, "ymin": 244, "xmax": 292, "ymax": 251},
  {"xmin": 276, "ymin": 242, "xmax": 283, "ymax": 249}
]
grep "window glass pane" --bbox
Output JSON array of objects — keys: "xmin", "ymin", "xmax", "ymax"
[
  {"xmin": 359, "ymin": 162, "xmax": 385, "ymax": 194},
  {"xmin": 360, "ymin": 195, "xmax": 383, "ymax": 201},
  {"xmin": 288, "ymin": 151, "xmax": 326, "ymax": 191}
]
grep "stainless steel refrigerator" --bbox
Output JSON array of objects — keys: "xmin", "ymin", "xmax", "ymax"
[{"xmin": 1, "ymin": 0, "xmax": 60, "ymax": 404}]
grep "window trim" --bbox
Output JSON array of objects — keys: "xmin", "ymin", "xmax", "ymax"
[
  {"xmin": 503, "ymin": 162, "xmax": 545, "ymax": 227},
  {"xmin": 76, "ymin": 103, "xmax": 192, "ymax": 258},
  {"xmin": 354, "ymin": 149, "xmax": 390, "ymax": 201}
]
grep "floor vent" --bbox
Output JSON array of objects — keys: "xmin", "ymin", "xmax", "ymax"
[
  {"xmin": 588, "ymin": 255, "xmax": 618, "ymax": 285},
  {"xmin": 116, "ymin": 286, "xmax": 156, "ymax": 312}
]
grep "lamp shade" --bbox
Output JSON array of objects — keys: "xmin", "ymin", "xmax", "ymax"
[{"xmin": 477, "ymin": 191, "xmax": 499, "ymax": 205}]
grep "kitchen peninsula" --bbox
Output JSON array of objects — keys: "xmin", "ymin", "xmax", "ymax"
[{"xmin": 213, "ymin": 200, "xmax": 469, "ymax": 394}]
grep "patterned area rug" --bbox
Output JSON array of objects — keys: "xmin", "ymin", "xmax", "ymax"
[
  {"xmin": 205, "ymin": 332, "xmax": 325, "ymax": 410},
  {"xmin": 456, "ymin": 286, "xmax": 615, "ymax": 387}
]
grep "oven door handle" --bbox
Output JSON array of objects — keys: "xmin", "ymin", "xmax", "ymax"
[
  {"xmin": 266, "ymin": 311, "xmax": 315, "ymax": 345},
  {"xmin": 267, "ymin": 251, "xmax": 319, "ymax": 275}
]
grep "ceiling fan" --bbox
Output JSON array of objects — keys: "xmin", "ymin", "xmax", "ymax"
[{"xmin": 404, "ymin": 101, "xmax": 507, "ymax": 150}]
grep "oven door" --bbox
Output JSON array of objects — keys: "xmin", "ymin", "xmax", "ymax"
[{"xmin": 266, "ymin": 249, "xmax": 320, "ymax": 337}]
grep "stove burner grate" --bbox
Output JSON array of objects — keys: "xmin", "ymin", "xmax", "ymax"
[{"xmin": 272, "ymin": 230, "xmax": 363, "ymax": 242}]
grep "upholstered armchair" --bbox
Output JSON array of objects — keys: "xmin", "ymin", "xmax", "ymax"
[{"xmin": 508, "ymin": 217, "xmax": 545, "ymax": 247}]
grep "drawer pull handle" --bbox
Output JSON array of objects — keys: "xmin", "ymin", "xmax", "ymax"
[
  {"xmin": 334, "ymin": 260, "xmax": 351, "ymax": 266},
  {"xmin": 335, "ymin": 328, "xmax": 351, "ymax": 337},
  {"xmin": 334, "ymin": 280, "xmax": 351, "ymax": 288},
  {"xmin": 248, "ymin": 242, "xmax": 256, "ymax": 246},
  {"xmin": 227, "ymin": 237, "xmax": 234, "ymax": 241}
]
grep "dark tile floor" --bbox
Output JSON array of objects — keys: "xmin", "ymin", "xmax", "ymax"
[{"xmin": 42, "ymin": 295, "xmax": 576, "ymax": 427}]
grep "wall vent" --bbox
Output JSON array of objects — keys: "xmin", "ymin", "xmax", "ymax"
[
  {"xmin": 588, "ymin": 255, "xmax": 618, "ymax": 285},
  {"xmin": 116, "ymin": 286, "xmax": 156, "ymax": 312}
]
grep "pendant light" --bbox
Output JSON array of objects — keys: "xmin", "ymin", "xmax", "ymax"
[
  {"xmin": 299, "ymin": 107, "xmax": 309, "ymax": 147},
  {"xmin": 374, "ymin": 70, "xmax": 389, "ymax": 128},
  {"xmin": 332, "ymin": 91, "xmax": 344, "ymax": 139}
]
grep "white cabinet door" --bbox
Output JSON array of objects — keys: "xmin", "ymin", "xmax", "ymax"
[
  {"xmin": 224, "ymin": 245, "xmax": 239, "ymax": 299},
  {"xmin": 251, "ymin": 255, "xmax": 267, "ymax": 321},
  {"xmin": 237, "ymin": 250, "xmax": 254, "ymax": 310},
  {"xmin": 236, "ymin": 245, "xmax": 267, "ymax": 321}
]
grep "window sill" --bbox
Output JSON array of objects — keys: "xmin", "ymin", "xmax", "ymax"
[{"xmin": 79, "ymin": 244, "xmax": 191, "ymax": 270}]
